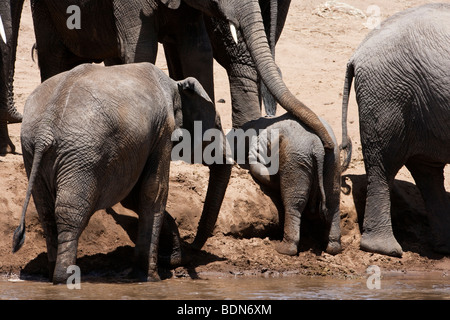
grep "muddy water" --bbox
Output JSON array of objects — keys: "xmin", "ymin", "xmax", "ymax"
[{"xmin": 1, "ymin": 273, "xmax": 449, "ymax": 300}]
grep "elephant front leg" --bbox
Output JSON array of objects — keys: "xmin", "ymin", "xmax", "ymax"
[{"xmin": 0, "ymin": 109, "xmax": 15, "ymax": 155}]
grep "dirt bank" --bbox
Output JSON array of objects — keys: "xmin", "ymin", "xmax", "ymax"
[{"xmin": 0, "ymin": 0, "xmax": 449, "ymax": 282}]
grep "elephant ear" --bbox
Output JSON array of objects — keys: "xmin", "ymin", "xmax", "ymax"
[
  {"xmin": 177, "ymin": 77, "xmax": 213, "ymax": 104},
  {"xmin": 177, "ymin": 77, "xmax": 217, "ymax": 132},
  {"xmin": 161, "ymin": 0, "xmax": 181, "ymax": 9}
]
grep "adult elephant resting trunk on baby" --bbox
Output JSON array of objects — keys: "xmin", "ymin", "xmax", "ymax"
[{"xmin": 12, "ymin": 63, "xmax": 231, "ymax": 283}]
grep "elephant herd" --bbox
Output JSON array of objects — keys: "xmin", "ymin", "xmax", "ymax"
[{"xmin": 0, "ymin": 1, "xmax": 448, "ymax": 283}]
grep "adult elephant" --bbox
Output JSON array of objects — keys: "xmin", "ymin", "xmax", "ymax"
[
  {"xmin": 341, "ymin": 4, "xmax": 450, "ymax": 257},
  {"xmin": 0, "ymin": 0, "xmax": 24, "ymax": 155}
]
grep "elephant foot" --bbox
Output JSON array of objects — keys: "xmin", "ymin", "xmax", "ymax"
[
  {"xmin": 360, "ymin": 232, "xmax": 403, "ymax": 257},
  {"xmin": 52, "ymin": 267, "xmax": 70, "ymax": 285},
  {"xmin": 0, "ymin": 138, "xmax": 15, "ymax": 155},
  {"xmin": 275, "ymin": 240, "xmax": 298, "ymax": 256},
  {"xmin": 325, "ymin": 240, "xmax": 342, "ymax": 255},
  {"xmin": 147, "ymin": 270, "xmax": 161, "ymax": 282}
]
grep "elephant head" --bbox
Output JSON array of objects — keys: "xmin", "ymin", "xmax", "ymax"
[
  {"xmin": 0, "ymin": 0, "xmax": 24, "ymax": 155},
  {"xmin": 162, "ymin": 0, "xmax": 334, "ymax": 150},
  {"xmin": 173, "ymin": 77, "xmax": 233, "ymax": 250}
]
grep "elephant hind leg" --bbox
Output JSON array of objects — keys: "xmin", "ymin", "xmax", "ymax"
[
  {"xmin": 52, "ymin": 184, "xmax": 98, "ymax": 284},
  {"xmin": 360, "ymin": 163, "xmax": 403, "ymax": 257},
  {"xmin": 132, "ymin": 143, "xmax": 171, "ymax": 282},
  {"xmin": 406, "ymin": 160, "xmax": 450, "ymax": 254},
  {"xmin": 275, "ymin": 166, "xmax": 312, "ymax": 256}
]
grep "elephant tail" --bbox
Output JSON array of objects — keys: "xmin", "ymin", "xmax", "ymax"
[
  {"xmin": 340, "ymin": 61, "xmax": 354, "ymax": 173},
  {"xmin": 314, "ymin": 144, "xmax": 327, "ymax": 219},
  {"xmin": 12, "ymin": 141, "xmax": 49, "ymax": 253}
]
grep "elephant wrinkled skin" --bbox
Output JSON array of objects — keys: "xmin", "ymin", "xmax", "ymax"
[
  {"xmin": 13, "ymin": 63, "xmax": 231, "ymax": 283},
  {"xmin": 341, "ymin": 3, "xmax": 450, "ymax": 257}
]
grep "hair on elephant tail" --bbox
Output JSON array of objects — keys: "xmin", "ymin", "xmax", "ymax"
[
  {"xmin": 340, "ymin": 135, "xmax": 352, "ymax": 173},
  {"xmin": 340, "ymin": 60, "xmax": 354, "ymax": 173},
  {"xmin": 12, "ymin": 141, "xmax": 50, "ymax": 253}
]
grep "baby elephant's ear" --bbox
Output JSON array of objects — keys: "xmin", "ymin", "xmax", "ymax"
[
  {"xmin": 177, "ymin": 77, "xmax": 213, "ymax": 104},
  {"xmin": 160, "ymin": 0, "xmax": 181, "ymax": 9}
]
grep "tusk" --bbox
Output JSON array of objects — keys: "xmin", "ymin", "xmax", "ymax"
[
  {"xmin": 229, "ymin": 22, "xmax": 238, "ymax": 44},
  {"xmin": 0, "ymin": 16, "xmax": 6, "ymax": 44}
]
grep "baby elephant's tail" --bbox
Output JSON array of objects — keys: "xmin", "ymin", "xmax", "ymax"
[
  {"xmin": 12, "ymin": 143, "xmax": 48, "ymax": 253},
  {"xmin": 314, "ymin": 146, "xmax": 327, "ymax": 219}
]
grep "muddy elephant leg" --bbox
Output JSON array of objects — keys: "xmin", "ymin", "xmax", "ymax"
[
  {"xmin": 323, "ymin": 149, "xmax": 342, "ymax": 255},
  {"xmin": 158, "ymin": 211, "xmax": 183, "ymax": 267},
  {"xmin": 275, "ymin": 167, "xmax": 312, "ymax": 256},
  {"xmin": 133, "ymin": 144, "xmax": 171, "ymax": 282},
  {"xmin": 406, "ymin": 160, "xmax": 450, "ymax": 254}
]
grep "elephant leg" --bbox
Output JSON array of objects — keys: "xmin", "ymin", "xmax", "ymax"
[
  {"xmin": 162, "ymin": 7, "xmax": 214, "ymax": 101},
  {"xmin": 0, "ymin": 112, "xmax": 14, "ymax": 155},
  {"xmin": 32, "ymin": 4, "xmax": 88, "ymax": 82},
  {"xmin": 360, "ymin": 161, "xmax": 403, "ymax": 257},
  {"xmin": 158, "ymin": 211, "xmax": 183, "ymax": 267},
  {"xmin": 204, "ymin": 17, "xmax": 261, "ymax": 128},
  {"xmin": 52, "ymin": 185, "xmax": 96, "ymax": 284},
  {"xmin": 32, "ymin": 184, "xmax": 58, "ymax": 280},
  {"xmin": 275, "ymin": 165, "xmax": 312, "ymax": 256},
  {"xmin": 133, "ymin": 144, "xmax": 171, "ymax": 282},
  {"xmin": 406, "ymin": 160, "xmax": 450, "ymax": 254},
  {"xmin": 229, "ymin": 73, "xmax": 262, "ymax": 128},
  {"xmin": 323, "ymin": 152, "xmax": 342, "ymax": 255}
]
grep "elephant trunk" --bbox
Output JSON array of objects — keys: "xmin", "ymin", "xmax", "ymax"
[
  {"xmin": 0, "ymin": 0, "xmax": 24, "ymax": 125},
  {"xmin": 235, "ymin": 0, "xmax": 334, "ymax": 150},
  {"xmin": 191, "ymin": 162, "xmax": 232, "ymax": 250}
]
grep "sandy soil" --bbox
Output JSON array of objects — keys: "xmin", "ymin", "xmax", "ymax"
[{"xmin": 1, "ymin": 0, "xmax": 449, "ymax": 282}]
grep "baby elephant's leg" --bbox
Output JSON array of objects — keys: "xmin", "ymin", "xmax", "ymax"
[{"xmin": 276, "ymin": 168, "xmax": 312, "ymax": 256}]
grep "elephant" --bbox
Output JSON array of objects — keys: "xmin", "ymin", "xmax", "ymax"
[
  {"xmin": 228, "ymin": 114, "xmax": 349, "ymax": 256},
  {"xmin": 341, "ymin": 3, "xmax": 450, "ymax": 257},
  {"xmin": 12, "ymin": 62, "xmax": 232, "ymax": 283},
  {"xmin": 0, "ymin": 0, "xmax": 24, "ymax": 155}
]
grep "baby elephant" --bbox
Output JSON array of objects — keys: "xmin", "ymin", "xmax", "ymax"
[
  {"xmin": 13, "ymin": 62, "xmax": 229, "ymax": 283},
  {"xmin": 231, "ymin": 113, "xmax": 349, "ymax": 255}
]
